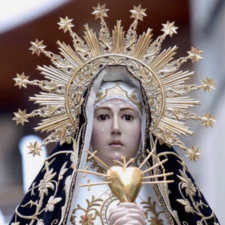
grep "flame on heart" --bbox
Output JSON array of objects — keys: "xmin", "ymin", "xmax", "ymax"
[{"xmin": 106, "ymin": 166, "xmax": 143, "ymax": 202}]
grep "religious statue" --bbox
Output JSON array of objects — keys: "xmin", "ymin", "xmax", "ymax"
[{"xmin": 11, "ymin": 4, "xmax": 219, "ymax": 225}]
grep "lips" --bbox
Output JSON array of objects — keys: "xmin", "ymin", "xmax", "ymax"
[{"xmin": 109, "ymin": 140, "xmax": 123, "ymax": 147}]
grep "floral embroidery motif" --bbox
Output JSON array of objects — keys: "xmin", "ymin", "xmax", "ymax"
[
  {"xmin": 177, "ymin": 167, "xmax": 217, "ymax": 224},
  {"xmin": 38, "ymin": 168, "xmax": 56, "ymax": 196},
  {"xmin": 11, "ymin": 151, "xmax": 75, "ymax": 225},
  {"xmin": 140, "ymin": 197, "xmax": 165, "ymax": 225},
  {"xmin": 79, "ymin": 214, "xmax": 95, "ymax": 225},
  {"xmin": 70, "ymin": 195, "xmax": 103, "ymax": 225}
]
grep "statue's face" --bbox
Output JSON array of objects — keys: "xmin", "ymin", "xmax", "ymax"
[{"xmin": 91, "ymin": 98, "xmax": 141, "ymax": 167}]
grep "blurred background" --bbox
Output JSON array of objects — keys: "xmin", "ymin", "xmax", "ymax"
[{"xmin": 0, "ymin": 0, "xmax": 224, "ymax": 224}]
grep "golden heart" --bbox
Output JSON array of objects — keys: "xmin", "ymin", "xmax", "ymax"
[{"xmin": 106, "ymin": 166, "xmax": 142, "ymax": 202}]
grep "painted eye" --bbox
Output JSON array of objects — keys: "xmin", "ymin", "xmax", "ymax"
[
  {"xmin": 98, "ymin": 114, "xmax": 109, "ymax": 121},
  {"xmin": 122, "ymin": 115, "xmax": 133, "ymax": 121}
]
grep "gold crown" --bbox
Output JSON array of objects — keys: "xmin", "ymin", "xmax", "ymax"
[
  {"xmin": 95, "ymin": 84, "xmax": 143, "ymax": 113},
  {"xmin": 13, "ymin": 3, "xmax": 216, "ymax": 161}
]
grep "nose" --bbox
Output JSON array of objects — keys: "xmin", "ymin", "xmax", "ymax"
[{"xmin": 111, "ymin": 114, "xmax": 121, "ymax": 135}]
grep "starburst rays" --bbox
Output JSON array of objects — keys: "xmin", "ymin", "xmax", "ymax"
[
  {"xmin": 78, "ymin": 148, "xmax": 173, "ymax": 192},
  {"xmin": 13, "ymin": 3, "xmax": 216, "ymax": 161}
]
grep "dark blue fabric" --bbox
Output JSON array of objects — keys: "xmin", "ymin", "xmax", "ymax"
[
  {"xmin": 151, "ymin": 142, "xmax": 220, "ymax": 224},
  {"xmin": 10, "ymin": 142, "xmax": 74, "ymax": 225},
  {"xmin": 10, "ymin": 140, "xmax": 220, "ymax": 225}
]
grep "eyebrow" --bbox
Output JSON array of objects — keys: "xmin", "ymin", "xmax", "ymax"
[{"xmin": 95, "ymin": 106, "xmax": 136, "ymax": 112}]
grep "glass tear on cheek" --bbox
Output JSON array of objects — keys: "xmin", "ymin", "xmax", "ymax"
[{"xmin": 101, "ymin": 129, "xmax": 104, "ymax": 132}]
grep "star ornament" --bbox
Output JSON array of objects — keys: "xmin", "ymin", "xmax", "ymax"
[
  {"xmin": 58, "ymin": 17, "xmax": 74, "ymax": 33},
  {"xmin": 202, "ymin": 112, "xmax": 216, "ymax": 128},
  {"xmin": 13, "ymin": 109, "xmax": 29, "ymax": 126},
  {"xmin": 161, "ymin": 21, "xmax": 178, "ymax": 37},
  {"xmin": 187, "ymin": 47, "xmax": 203, "ymax": 63},
  {"xmin": 92, "ymin": 3, "xmax": 109, "ymax": 20},
  {"xmin": 28, "ymin": 141, "xmax": 42, "ymax": 157},
  {"xmin": 130, "ymin": 5, "xmax": 147, "ymax": 21},
  {"xmin": 201, "ymin": 77, "xmax": 216, "ymax": 92},
  {"xmin": 186, "ymin": 146, "xmax": 201, "ymax": 162},
  {"xmin": 29, "ymin": 39, "xmax": 46, "ymax": 56},
  {"xmin": 13, "ymin": 72, "xmax": 29, "ymax": 89}
]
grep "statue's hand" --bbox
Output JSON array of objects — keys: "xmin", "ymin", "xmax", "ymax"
[{"xmin": 108, "ymin": 202, "xmax": 147, "ymax": 225}]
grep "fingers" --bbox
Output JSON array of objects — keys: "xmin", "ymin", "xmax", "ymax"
[
  {"xmin": 109, "ymin": 207, "xmax": 146, "ymax": 225},
  {"xmin": 126, "ymin": 213, "xmax": 146, "ymax": 225},
  {"xmin": 109, "ymin": 210, "xmax": 126, "ymax": 225}
]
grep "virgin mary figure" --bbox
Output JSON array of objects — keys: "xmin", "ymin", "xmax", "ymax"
[
  {"xmin": 10, "ymin": 4, "xmax": 219, "ymax": 225},
  {"xmin": 11, "ymin": 65, "xmax": 219, "ymax": 225}
]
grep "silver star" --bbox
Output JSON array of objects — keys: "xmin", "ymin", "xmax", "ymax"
[
  {"xmin": 201, "ymin": 77, "xmax": 216, "ymax": 92},
  {"xmin": 201, "ymin": 112, "xmax": 216, "ymax": 128},
  {"xmin": 29, "ymin": 39, "xmax": 46, "ymax": 56},
  {"xmin": 13, "ymin": 72, "xmax": 29, "ymax": 89},
  {"xmin": 161, "ymin": 21, "xmax": 178, "ymax": 37},
  {"xmin": 186, "ymin": 146, "xmax": 201, "ymax": 161},
  {"xmin": 13, "ymin": 109, "xmax": 29, "ymax": 126},
  {"xmin": 58, "ymin": 17, "xmax": 74, "ymax": 33},
  {"xmin": 92, "ymin": 3, "xmax": 109, "ymax": 20},
  {"xmin": 28, "ymin": 141, "xmax": 42, "ymax": 157},
  {"xmin": 130, "ymin": 5, "xmax": 147, "ymax": 21},
  {"xmin": 187, "ymin": 47, "xmax": 203, "ymax": 63}
]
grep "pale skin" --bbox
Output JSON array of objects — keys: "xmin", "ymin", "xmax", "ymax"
[{"xmin": 91, "ymin": 99, "xmax": 146, "ymax": 225}]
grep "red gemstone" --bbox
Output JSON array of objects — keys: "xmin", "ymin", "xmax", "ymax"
[
  {"xmin": 156, "ymin": 220, "xmax": 159, "ymax": 223},
  {"xmin": 85, "ymin": 216, "xmax": 88, "ymax": 221}
]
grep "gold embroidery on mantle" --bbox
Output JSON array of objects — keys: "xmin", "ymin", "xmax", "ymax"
[
  {"xmin": 70, "ymin": 195, "xmax": 103, "ymax": 225},
  {"xmin": 87, "ymin": 157, "xmax": 107, "ymax": 173},
  {"xmin": 156, "ymin": 151, "xmax": 219, "ymax": 225},
  {"xmin": 70, "ymin": 190, "xmax": 169, "ymax": 225},
  {"xmin": 70, "ymin": 191, "xmax": 118, "ymax": 225},
  {"xmin": 140, "ymin": 196, "xmax": 165, "ymax": 225}
]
